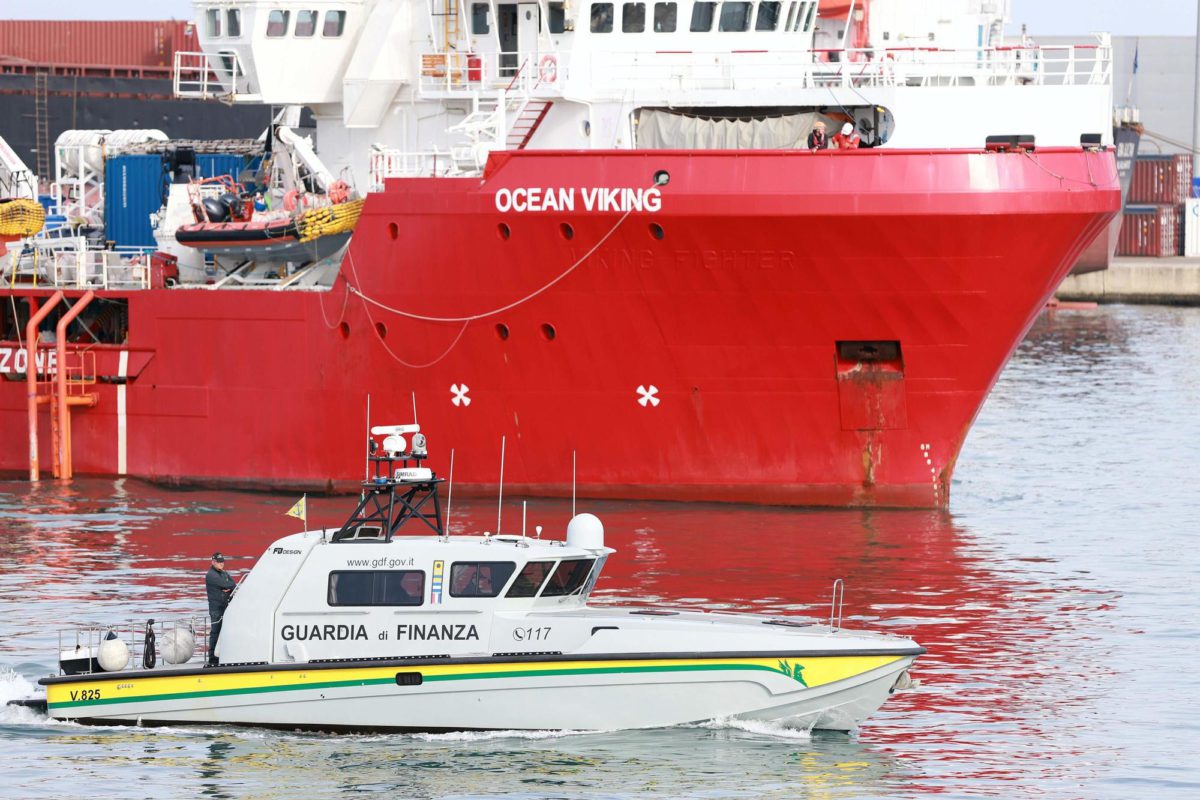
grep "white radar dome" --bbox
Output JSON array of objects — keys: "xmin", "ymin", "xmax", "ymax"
[
  {"xmin": 566, "ymin": 513, "xmax": 605, "ymax": 550},
  {"xmin": 161, "ymin": 627, "xmax": 196, "ymax": 665},
  {"xmin": 97, "ymin": 634, "xmax": 130, "ymax": 672}
]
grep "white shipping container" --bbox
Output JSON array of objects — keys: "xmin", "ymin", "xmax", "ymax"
[{"xmin": 1186, "ymin": 199, "xmax": 1200, "ymax": 258}]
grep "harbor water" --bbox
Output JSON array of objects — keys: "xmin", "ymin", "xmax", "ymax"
[{"xmin": 1, "ymin": 304, "xmax": 1198, "ymax": 799}]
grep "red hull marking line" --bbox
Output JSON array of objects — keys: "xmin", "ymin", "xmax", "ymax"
[{"xmin": 0, "ymin": 149, "xmax": 1120, "ymax": 507}]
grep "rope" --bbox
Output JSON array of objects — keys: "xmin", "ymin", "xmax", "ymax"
[
  {"xmin": 345, "ymin": 206, "xmax": 634, "ymax": 323},
  {"xmin": 1020, "ymin": 149, "xmax": 1115, "ymax": 188},
  {"xmin": 316, "ymin": 272, "xmax": 351, "ymax": 330}
]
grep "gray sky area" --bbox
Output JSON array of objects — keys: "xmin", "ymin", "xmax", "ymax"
[{"xmin": 1, "ymin": 0, "xmax": 1195, "ymax": 36}]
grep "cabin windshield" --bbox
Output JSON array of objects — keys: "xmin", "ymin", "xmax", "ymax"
[
  {"xmin": 541, "ymin": 559, "xmax": 596, "ymax": 597},
  {"xmin": 505, "ymin": 561, "xmax": 555, "ymax": 598}
]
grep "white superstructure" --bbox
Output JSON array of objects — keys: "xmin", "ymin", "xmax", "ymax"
[{"xmin": 177, "ymin": 0, "xmax": 1113, "ymax": 189}]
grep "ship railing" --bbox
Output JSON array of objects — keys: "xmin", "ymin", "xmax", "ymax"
[
  {"xmin": 4, "ymin": 238, "xmax": 152, "ymax": 290},
  {"xmin": 418, "ymin": 50, "xmax": 568, "ymax": 97},
  {"xmin": 583, "ymin": 40, "xmax": 1111, "ymax": 94},
  {"xmin": 50, "ymin": 246, "xmax": 153, "ymax": 290},
  {"xmin": 174, "ymin": 50, "xmax": 261, "ymax": 101},
  {"xmin": 369, "ymin": 147, "xmax": 462, "ymax": 188},
  {"xmin": 57, "ymin": 617, "xmax": 212, "ymax": 676}
]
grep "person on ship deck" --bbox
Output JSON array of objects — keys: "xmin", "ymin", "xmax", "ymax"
[
  {"xmin": 807, "ymin": 121, "xmax": 828, "ymax": 150},
  {"xmin": 832, "ymin": 122, "xmax": 862, "ymax": 150}
]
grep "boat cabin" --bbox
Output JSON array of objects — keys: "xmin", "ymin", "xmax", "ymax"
[{"xmin": 216, "ymin": 424, "xmax": 613, "ymax": 665}]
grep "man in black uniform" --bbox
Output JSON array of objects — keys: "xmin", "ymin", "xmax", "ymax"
[{"xmin": 205, "ymin": 552, "xmax": 236, "ymax": 666}]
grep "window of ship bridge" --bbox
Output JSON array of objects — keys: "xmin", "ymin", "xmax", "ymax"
[
  {"xmin": 226, "ymin": 9, "xmax": 242, "ymax": 37},
  {"xmin": 328, "ymin": 570, "xmax": 425, "ymax": 606},
  {"xmin": 690, "ymin": 1, "xmax": 715, "ymax": 31},
  {"xmin": 295, "ymin": 9, "xmax": 318, "ymax": 37},
  {"xmin": 541, "ymin": 559, "xmax": 596, "ymax": 597},
  {"xmin": 266, "ymin": 9, "xmax": 290, "ymax": 37},
  {"xmin": 718, "ymin": 1, "xmax": 752, "ymax": 31},
  {"xmin": 591, "ymin": 2, "xmax": 615, "ymax": 32},
  {"xmin": 549, "ymin": 2, "xmax": 566, "ymax": 32},
  {"xmin": 323, "ymin": 10, "xmax": 347, "ymax": 36},
  {"xmin": 755, "ymin": 1, "xmax": 780, "ymax": 30},
  {"xmin": 622, "ymin": 2, "xmax": 646, "ymax": 32},
  {"xmin": 205, "ymin": 8, "xmax": 221, "ymax": 37},
  {"xmin": 506, "ymin": 561, "xmax": 556, "ymax": 597},
  {"xmin": 654, "ymin": 2, "xmax": 677, "ymax": 31}
]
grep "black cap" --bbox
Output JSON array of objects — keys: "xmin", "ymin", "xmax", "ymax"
[{"xmin": 212, "ymin": 552, "xmax": 225, "ymax": 562}]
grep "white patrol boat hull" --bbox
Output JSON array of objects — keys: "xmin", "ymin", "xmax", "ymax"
[{"xmin": 42, "ymin": 649, "xmax": 918, "ymax": 732}]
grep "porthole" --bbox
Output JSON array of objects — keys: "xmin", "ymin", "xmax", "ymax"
[
  {"xmin": 582, "ymin": 120, "xmax": 592, "ymax": 137},
  {"xmin": 374, "ymin": 321, "xmax": 388, "ymax": 339},
  {"xmin": 653, "ymin": 169, "xmax": 670, "ymax": 186},
  {"xmin": 649, "ymin": 222, "xmax": 664, "ymax": 240},
  {"xmin": 339, "ymin": 322, "xmax": 351, "ymax": 339},
  {"xmin": 498, "ymin": 222, "xmax": 511, "ymax": 240},
  {"xmin": 540, "ymin": 323, "xmax": 557, "ymax": 341},
  {"xmin": 496, "ymin": 323, "xmax": 510, "ymax": 340},
  {"xmin": 560, "ymin": 222, "xmax": 574, "ymax": 240},
  {"xmin": 387, "ymin": 222, "xmax": 399, "ymax": 240}
]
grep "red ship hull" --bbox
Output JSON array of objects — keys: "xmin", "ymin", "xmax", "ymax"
[{"xmin": 0, "ymin": 148, "xmax": 1119, "ymax": 507}]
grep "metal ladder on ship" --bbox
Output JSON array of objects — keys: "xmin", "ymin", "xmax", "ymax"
[{"xmin": 25, "ymin": 291, "xmax": 100, "ymax": 481}]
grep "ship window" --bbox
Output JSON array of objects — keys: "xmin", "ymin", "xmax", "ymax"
[
  {"xmin": 718, "ymin": 2, "xmax": 751, "ymax": 31},
  {"xmin": 803, "ymin": 1, "xmax": 816, "ymax": 31},
  {"xmin": 328, "ymin": 570, "xmax": 426, "ymax": 606},
  {"xmin": 506, "ymin": 561, "xmax": 555, "ymax": 598},
  {"xmin": 450, "ymin": 562, "xmax": 517, "ymax": 598},
  {"xmin": 622, "ymin": 2, "xmax": 646, "ymax": 31},
  {"xmin": 784, "ymin": 2, "xmax": 796, "ymax": 31},
  {"xmin": 226, "ymin": 9, "xmax": 242, "ymax": 37},
  {"xmin": 549, "ymin": 2, "xmax": 566, "ymax": 32},
  {"xmin": 266, "ymin": 10, "xmax": 290, "ymax": 37},
  {"xmin": 755, "ymin": 1, "xmax": 780, "ymax": 30},
  {"xmin": 323, "ymin": 9, "xmax": 348, "ymax": 36},
  {"xmin": 295, "ymin": 10, "xmax": 318, "ymax": 36},
  {"xmin": 690, "ymin": 1, "xmax": 715, "ymax": 31},
  {"xmin": 472, "ymin": 3, "xmax": 491, "ymax": 34},
  {"xmin": 590, "ymin": 3, "xmax": 614, "ymax": 32},
  {"xmin": 205, "ymin": 8, "xmax": 221, "ymax": 37},
  {"xmin": 541, "ymin": 559, "xmax": 596, "ymax": 597},
  {"xmin": 653, "ymin": 2, "xmax": 677, "ymax": 31}
]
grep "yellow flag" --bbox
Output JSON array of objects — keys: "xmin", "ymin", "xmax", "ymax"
[{"xmin": 285, "ymin": 495, "xmax": 307, "ymax": 522}]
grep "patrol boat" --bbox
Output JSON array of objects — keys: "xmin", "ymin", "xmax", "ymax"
[{"xmin": 33, "ymin": 426, "xmax": 923, "ymax": 732}]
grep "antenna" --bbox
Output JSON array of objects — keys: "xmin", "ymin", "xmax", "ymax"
[
  {"xmin": 494, "ymin": 435, "xmax": 506, "ymax": 539},
  {"xmin": 522, "ymin": 500, "xmax": 527, "ymax": 538},
  {"xmin": 411, "ymin": 391, "xmax": 418, "ymax": 426},
  {"xmin": 444, "ymin": 448, "xmax": 455, "ymax": 542},
  {"xmin": 572, "ymin": 449, "xmax": 577, "ymax": 518},
  {"xmin": 362, "ymin": 393, "xmax": 371, "ymax": 502}
]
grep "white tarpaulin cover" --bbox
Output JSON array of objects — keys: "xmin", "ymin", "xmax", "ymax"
[{"xmin": 636, "ymin": 109, "xmax": 821, "ymax": 149}]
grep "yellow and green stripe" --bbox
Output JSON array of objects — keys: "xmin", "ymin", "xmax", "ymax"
[{"xmin": 47, "ymin": 655, "xmax": 903, "ymax": 711}]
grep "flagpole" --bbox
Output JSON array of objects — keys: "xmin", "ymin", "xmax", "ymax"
[{"xmin": 303, "ymin": 493, "xmax": 308, "ymax": 534}]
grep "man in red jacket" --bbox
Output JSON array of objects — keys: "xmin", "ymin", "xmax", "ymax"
[{"xmin": 832, "ymin": 122, "xmax": 861, "ymax": 150}]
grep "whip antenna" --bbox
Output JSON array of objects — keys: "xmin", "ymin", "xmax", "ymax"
[
  {"xmin": 572, "ymin": 449, "xmax": 576, "ymax": 517},
  {"xmin": 445, "ymin": 448, "xmax": 455, "ymax": 541},
  {"xmin": 363, "ymin": 393, "xmax": 371, "ymax": 501},
  {"xmin": 494, "ymin": 435, "xmax": 506, "ymax": 539},
  {"xmin": 522, "ymin": 500, "xmax": 527, "ymax": 538},
  {"xmin": 411, "ymin": 391, "xmax": 418, "ymax": 426}
]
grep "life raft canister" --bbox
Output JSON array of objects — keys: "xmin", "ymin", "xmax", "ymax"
[{"xmin": 538, "ymin": 54, "xmax": 558, "ymax": 83}]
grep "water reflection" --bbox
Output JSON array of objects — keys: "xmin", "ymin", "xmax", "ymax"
[{"xmin": 1, "ymin": 305, "xmax": 1199, "ymax": 798}]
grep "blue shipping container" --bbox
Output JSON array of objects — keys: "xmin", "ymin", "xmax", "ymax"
[
  {"xmin": 104, "ymin": 154, "xmax": 168, "ymax": 248},
  {"xmin": 195, "ymin": 154, "xmax": 248, "ymax": 184}
]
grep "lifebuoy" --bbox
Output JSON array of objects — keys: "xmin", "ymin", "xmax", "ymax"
[{"xmin": 538, "ymin": 54, "xmax": 558, "ymax": 83}]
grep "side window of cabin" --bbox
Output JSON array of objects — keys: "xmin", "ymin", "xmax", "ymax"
[
  {"xmin": 206, "ymin": 8, "xmax": 221, "ymax": 37},
  {"xmin": 472, "ymin": 3, "xmax": 491, "ymax": 34},
  {"xmin": 654, "ymin": 2, "xmax": 677, "ymax": 31},
  {"xmin": 622, "ymin": 2, "xmax": 646, "ymax": 32},
  {"xmin": 227, "ymin": 9, "xmax": 242, "ymax": 37},
  {"xmin": 549, "ymin": 2, "xmax": 566, "ymax": 33},
  {"xmin": 450, "ymin": 562, "xmax": 517, "ymax": 598},
  {"xmin": 755, "ymin": 1, "xmax": 780, "ymax": 30},
  {"xmin": 541, "ymin": 559, "xmax": 596, "ymax": 597},
  {"xmin": 267, "ymin": 10, "xmax": 290, "ymax": 37},
  {"xmin": 506, "ymin": 561, "xmax": 556, "ymax": 598},
  {"xmin": 591, "ymin": 3, "xmax": 614, "ymax": 32},
  {"xmin": 718, "ymin": 1, "xmax": 751, "ymax": 31},
  {"xmin": 328, "ymin": 570, "xmax": 425, "ymax": 606},
  {"xmin": 295, "ymin": 10, "xmax": 318, "ymax": 36},
  {"xmin": 804, "ymin": 1, "xmax": 816, "ymax": 31},
  {"xmin": 689, "ymin": 1, "xmax": 715, "ymax": 31},
  {"xmin": 323, "ymin": 10, "xmax": 348, "ymax": 36}
]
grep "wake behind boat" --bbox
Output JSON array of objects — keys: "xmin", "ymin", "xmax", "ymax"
[{"xmin": 22, "ymin": 426, "xmax": 922, "ymax": 733}]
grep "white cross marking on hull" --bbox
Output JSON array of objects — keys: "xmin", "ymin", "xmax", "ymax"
[
  {"xmin": 637, "ymin": 385, "xmax": 660, "ymax": 407},
  {"xmin": 451, "ymin": 384, "xmax": 471, "ymax": 407}
]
